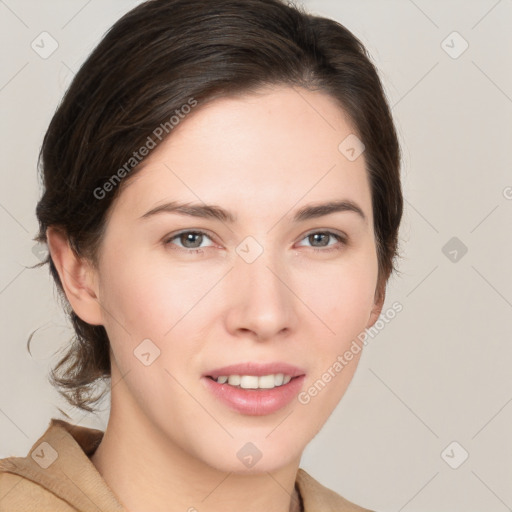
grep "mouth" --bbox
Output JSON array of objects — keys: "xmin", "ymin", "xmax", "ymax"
[{"xmin": 202, "ymin": 362, "xmax": 306, "ymax": 415}]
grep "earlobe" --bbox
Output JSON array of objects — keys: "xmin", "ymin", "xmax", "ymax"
[
  {"xmin": 46, "ymin": 227, "xmax": 103, "ymax": 326},
  {"xmin": 367, "ymin": 284, "xmax": 386, "ymax": 329}
]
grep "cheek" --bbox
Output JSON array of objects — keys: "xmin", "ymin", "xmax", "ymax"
[
  {"xmin": 293, "ymin": 252, "xmax": 377, "ymax": 410},
  {"xmin": 98, "ymin": 262, "xmax": 164, "ymax": 337},
  {"xmin": 96, "ymin": 253, "xmax": 201, "ymax": 403},
  {"xmin": 97, "ymin": 250, "xmax": 217, "ymax": 372},
  {"xmin": 296, "ymin": 252, "xmax": 378, "ymax": 340},
  {"xmin": 98, "ymin": 249, "xmax": 193, "ymax": 335}
]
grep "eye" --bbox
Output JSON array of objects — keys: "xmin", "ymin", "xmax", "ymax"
[
  {"xmin": 164, "ymin": 230, "xmax": 215, "ymax": 254},
  {"xmin": 163, "ymin": 229, "xmax": 347, "ymax": 255},
  {"xmin": 296, "ymin": 230, "xmax": 347, "ymax": 253}
]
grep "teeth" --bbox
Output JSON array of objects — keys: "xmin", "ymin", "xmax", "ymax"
[
  {"xmin": 215, "ymin": 373, "xmax": 293, "ymax": 389},
  {"xmin": 240, "ymin": 375, "xmax": 259, "ymax": 389},
  {"xmin": 228, "ymin": 375, "xmax": 241, "ymax": 386},
  {"xmin": 258, "ymin": 374, "xmax": 276, "ymax": 389}
]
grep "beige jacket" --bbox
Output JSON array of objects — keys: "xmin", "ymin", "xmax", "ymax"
[{"xmin": 0, "ymin": 418, "xmax": 373, "ymax": 511}]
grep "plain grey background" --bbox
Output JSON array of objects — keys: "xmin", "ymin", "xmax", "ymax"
[{"xmin": 1, "ymin": 1, "xmax": 511, "ymax": 511}]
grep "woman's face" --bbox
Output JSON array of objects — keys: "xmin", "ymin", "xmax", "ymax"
[{"xmin": 94, "ymin": 85, "xmax": 383, "ymax": 473}]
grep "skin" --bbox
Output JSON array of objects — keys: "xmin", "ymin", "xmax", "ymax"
[{"xmin": 48, "ymin": 85, "xmax": 386, "ymax": 512}]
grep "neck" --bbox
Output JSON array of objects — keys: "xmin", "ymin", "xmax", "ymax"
[{"xmin": 90, "ymin": 379, "xmax": 303, "ymax": 512}]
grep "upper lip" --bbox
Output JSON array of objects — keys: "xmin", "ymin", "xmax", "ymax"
[{"xmin": 204, "ymin": 362, "xmax": 306, "ymax": 379}]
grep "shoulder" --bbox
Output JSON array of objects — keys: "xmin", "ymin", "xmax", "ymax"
[
  {"xmin": 0, "ymin": 466, "xmax": 75, "ymax": 511},
  {"xmin": 296, "ymin": 468, "xmax": 375, "ymax": 512},
  {"xmin": 0, "ymin": 417, "xmax": 109, "ymax": 512}
]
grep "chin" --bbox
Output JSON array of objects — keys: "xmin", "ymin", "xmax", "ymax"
[{"xmin": 192, "ymin": 432, "xmax": 304, "ymax": 475}]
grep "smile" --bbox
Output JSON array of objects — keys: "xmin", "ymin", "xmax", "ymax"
[{"xmin": 203, "ymin": 363, "xmax": 306, "ymax": 415}]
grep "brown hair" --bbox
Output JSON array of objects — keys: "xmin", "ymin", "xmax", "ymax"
[{"xmin": 32, "ymin": 0, "xmax": 403, "ymax": 412}]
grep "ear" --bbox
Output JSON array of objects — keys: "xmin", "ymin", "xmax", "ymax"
[
  {"xmin": 46, "ymin": 226, "xmax": 103, "ymax": 326},
  {"xmin": 366, "ymin": 280, "xmax": 386, "ymax": 329}
]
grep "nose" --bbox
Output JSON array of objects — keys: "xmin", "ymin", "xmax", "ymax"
[{"xmin": 224, "ymin": 247, "xmax": 298, "ymax": 342}]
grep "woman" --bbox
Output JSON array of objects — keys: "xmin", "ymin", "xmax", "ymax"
[{"xmin": 0, "ymin": 0, "xmax": 403, "ymax": 510}]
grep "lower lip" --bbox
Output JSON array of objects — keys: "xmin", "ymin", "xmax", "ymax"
[{"xmin": 202, "ymin": 376, "xmax": 306, "ymax": 416}]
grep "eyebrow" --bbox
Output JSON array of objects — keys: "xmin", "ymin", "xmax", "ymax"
[{"xmin": 139, "ymin": 199, "xmax": 367, "ymax": 224}]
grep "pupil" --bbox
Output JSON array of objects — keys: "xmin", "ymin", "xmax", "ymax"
[
  {"xmin": 183, "ymin": 233, "xmax": 201, "ymax": 248},
  {"xmin": 311, "ymin": 233, "xmax": 327, "ymax": 247}
]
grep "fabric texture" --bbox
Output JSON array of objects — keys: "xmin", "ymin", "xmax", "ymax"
[{"xmin": 0, "ymin": 418, "xmax": 373, "ymax": 511}]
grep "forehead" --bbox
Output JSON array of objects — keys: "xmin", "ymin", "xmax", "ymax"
[{"xmin": 111, "ymin": 85, "xmax": 372, "ymax": 227}]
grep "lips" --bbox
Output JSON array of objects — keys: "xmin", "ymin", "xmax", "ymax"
[
  {"xmin": 204, "ymin": 362, "xmax": 306, "ymax": 380},
  {"xmin": 202, "ymin": 362, "xmax": 306, "ymax": 415}
]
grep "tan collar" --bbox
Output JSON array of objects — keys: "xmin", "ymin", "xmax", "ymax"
[{"xmin": 0, "ymin": 418, "xmax": 124, "ymax": 511}]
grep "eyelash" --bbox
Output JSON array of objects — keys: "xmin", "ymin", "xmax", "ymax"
[{"xmin": 163, "ymin": 229, "xmax": 347, "ymax": 255}]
